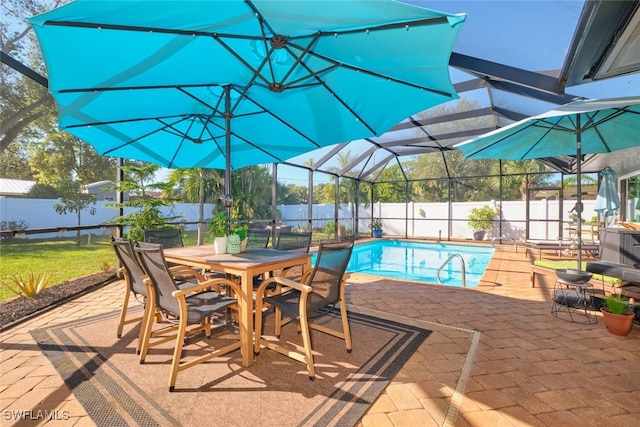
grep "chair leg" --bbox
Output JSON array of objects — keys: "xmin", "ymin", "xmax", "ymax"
[
  {"xmin": 136, "ymin": 299, "xmax": 152, "ymax": 354},
  {"xmin": 169, "ymin": 318, "xmax": 188, "ymax": 392},
  {"xmin": 274, "ymin": 306, "xmax": 282, "ymax": 337},
  {"xmin": 116, "ymin": 287, "xmax": 131, "ymax": 338},
  {"xmin": 298, "ymin": 310, "xmax": 315, "ymax": 380},
  {"xmin": 204, "ymin": 316, "xmax": 211, "ymax": 338},
  {"xmin": 339, "ymin": 298, "xmax": 352, "ymax": 353},
  {"xmin": 139, "ymin": 303, "xmax": 156, "ymax": 363},
  {"xmin": 254, "ymin": 302, "xmax": 264, "ymax": 355}
]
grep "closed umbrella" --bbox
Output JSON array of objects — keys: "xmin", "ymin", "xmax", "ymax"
[
  {"xmin": 594, "ymin": 167, "xmax": 620, "ymax": 225},
  {"xmin": 29, "ymin": 0, "xmax": 466, "ymax": 196},
  {"xmin": 455, "ymin": 96, "xmax": 640, "ymax": 268}
]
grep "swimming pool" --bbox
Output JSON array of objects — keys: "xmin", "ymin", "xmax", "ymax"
[{"xmin": 315, "ymin": 240, "xmax": 494, "ymax": 287}]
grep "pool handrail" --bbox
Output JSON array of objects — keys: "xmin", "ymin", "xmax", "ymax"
[
  {"xmin": 437, "ymin": 253, "xmax": 467, "ymax": 288},
  {"xmin": 491, "ymin": 236, "xmax": 517, "ymax": 252}
]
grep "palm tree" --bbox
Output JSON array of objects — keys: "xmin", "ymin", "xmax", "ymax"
[{"xmin": 164, "ymin": 168, "xmax": 222, "ymax": 245}]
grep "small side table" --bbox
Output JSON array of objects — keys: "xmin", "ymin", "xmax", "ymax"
[{"xmin": 551, "ymin": 278, "xmax": 597, "ymax": 324}]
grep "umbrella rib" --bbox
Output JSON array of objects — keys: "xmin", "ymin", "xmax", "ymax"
[
  {"xmin": 176, "ymin": 87, "xmax": 224, "ymax": 117},
  {"xmin": 244, "ymin": 0, "xmax": 278, "ymax": 37},
  {"xmin": 64, "ymin": 114, "xmax": 188, "ymax": 129},
  {"xmin": 58, "ymin": 82, "xmax": 226, "ymax": 94},
  {"xmin": 290, "ymin": 16, "xmax": 451, "ymax": 40},
  {"xmin": 164, "ymin": 118, "xmax": 197, "ymax": 168},
  {"xmin": 180, "ymin": 82, "xmax": 323, "ymax": 151},
  {"xmin": 211, "ymin": 34, "xmax": 275, "ymax": 89},
  {"xmin": 275, "ymin": 42, "xmax": 381, "ymax": 135},
  {"xmin": 43, "ymin": 20, "xmax": 274, "ymax": 41},
  {"xmin": 253, "ymin": 8, "xmax": 280, "ymax": 86},
  {"xmin": 158, "ymin": 116, "xmax": 214, "ymax": 148},
  {"xmin": 198, "ymin": 118, "xmax": 285, "ymax": 165},
  {"xmin": 43, "ymin": 15, "xmax": 450, "ymax": 40},
  {"xmin": 100, "ymin": 117, "xmax": 186, "ymax": 155},
  {"xmin": 462, "ymin": 123, "xmax": 533, "ymax": 158},
  {"xmin": 240, "ymin": 91, "xmax": 322, "ymax": 149},
  {"xmin": 289, "ymin": 39, "xmax": 453, "ymax": 98}
]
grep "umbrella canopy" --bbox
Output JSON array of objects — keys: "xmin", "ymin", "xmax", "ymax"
[
  {"xmin": 29, "ymin": 0, "xmax": 466, "ymax": 196},
  {"xmin": 455, "ymin": 96, "xmax": 640, "ymax": 268},
  {"xmin": 594, "ymin": 167, "xmax": 621, "ymax": 219}
]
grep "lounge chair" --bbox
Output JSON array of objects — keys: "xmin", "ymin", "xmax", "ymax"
[
  {"xmin": 254, "ymin": 241, "xmax": 354, "ymax": 380},
  {"xmin": 525, "ymin": 239, "xmax": 599, "ymax": 260}
]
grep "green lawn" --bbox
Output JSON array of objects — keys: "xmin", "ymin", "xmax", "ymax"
[
  {"xmin": 0, "ymin": 230, "xmax": 212, "ymax": 301},
  {"xmin": 0, "ymin": 229, "xmax": 345, "ymax": 302},
  {"xmin": 0, "ymin": 234, "xmax": 116, "ymax": 301}
]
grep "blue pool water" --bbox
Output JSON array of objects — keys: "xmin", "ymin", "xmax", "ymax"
[{"xmin": 314, "ymin": 240, "xmax": 494, "ymax": 287}]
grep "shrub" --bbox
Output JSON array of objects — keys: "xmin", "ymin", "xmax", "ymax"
[
  {"xmin": 0, "ymin": 220, "xmax": 28, "ymax": 242},
  {"xmin": 2, "ymin": 272, "xmax": 54, "ymax": 298},
  {"xmin": 468, "ymin": 206, "xmax": 495, "ymax": 231},
  {"xmin": 323, "ymin": 221, "xmax": 336, "ymax": 235}
]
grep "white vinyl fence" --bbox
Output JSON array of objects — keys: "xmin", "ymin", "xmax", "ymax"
[
  {"xmin": 1, "ymin": 196, "xmax": 613, "ymax": 241},
  {"xmin": 0, "ymin": 197, "xmax": 216, "ymax": 239},
  {"xmin": 276, "ymin": 199, "xmax": 606, "ymax": 241}
]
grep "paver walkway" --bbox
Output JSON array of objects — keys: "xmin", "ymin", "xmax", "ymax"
[{"xmin": 1, "ymin": 243, "xmax": 638, "ymax": 426}]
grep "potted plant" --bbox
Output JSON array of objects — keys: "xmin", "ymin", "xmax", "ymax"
[
  {"xmin": 207, "ymin": 210, "xmax": 230, "ymax": 254},
  {"xmin": 370, "ymin": 218, "xmax": 383, "ymax": 238},
  {"xmin": 600, "ymin": 294, "xmax": 634, "ymax": 336},
  {"xmin": 230, "ymin": 223, "xmax": 249, "ymax": 253},
  {"xmin": 467, "ymin": 205, "xmax": 495, "ymax": 240}
]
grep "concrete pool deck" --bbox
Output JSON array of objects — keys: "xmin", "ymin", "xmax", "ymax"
[{"xmin": 1, "ymin": 242, "xmax": 639, "ymax": 426}]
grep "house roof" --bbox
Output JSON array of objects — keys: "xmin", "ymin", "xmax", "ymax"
[
  {"xmin": 84, "ymin": 180, "xmax": 115, "ymax": 189},
  {"xmin": 0, "ymin": 179, "xmax": 35, "ymax": 196}
]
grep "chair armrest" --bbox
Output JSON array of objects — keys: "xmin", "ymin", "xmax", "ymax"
[
  {"xmin": 171, "ymin": 278, "xmax": 241, "ymax": 298},
  {"xmin": 257, "ymin": 276, "xmax": 311, "ymax": 295},
  {"xmin": 168, "ymin": 265, "xmax": 206, "ymax": 282}
]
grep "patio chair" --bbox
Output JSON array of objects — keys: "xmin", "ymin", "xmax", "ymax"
[
  {"xmin": 135, "ymin": 243, "xmax": 242, "ymax": 391},
  {"xmin": 111, "ymin": 237, "xmax": 215, "ymax": 353},
  {"xmin": 253, "ymin": 241, "xmax": 354, "ymax": 380},
  {"xmin": 246, "ymin": 228, "xmax": 271, "ymax": 249},
  {"xmin": 275, "ymin": 230, "xmax": 312, "ymax": 252},
  {"xmin": 254, "ymin": 230, "xmax": 312, "ymax": 291},
  {"xmin": 111, "ymin": 237, "xmax": 151, "ymax": 347},
  {"xmin": 143, "ymin": 228, "xmax": 184, "ymax": 248},
  {"xmin": 144, "ymin": 228, "xmax": 227, "ymax": 279}
]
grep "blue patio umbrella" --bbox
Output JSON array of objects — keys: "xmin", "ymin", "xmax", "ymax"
[
  {"xmin": 455, "ymin": 96, "xmax": 640, "ymax": 268},
  {"xmin": 28, "ymin": 0, "xmax": 466, "ymax": 196},
  {"xmin": 594, "ymin": 167, "xmax": 620, "ymax": 219}
]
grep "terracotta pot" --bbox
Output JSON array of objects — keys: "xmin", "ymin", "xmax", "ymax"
[{"xmin": 600, "ymin": 308, "xmax": 634, "ymax": 336}]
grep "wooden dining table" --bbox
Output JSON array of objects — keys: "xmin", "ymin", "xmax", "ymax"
[{"xmin": 163, "ymin": 246, "xmax": 312, "ymax": 367}]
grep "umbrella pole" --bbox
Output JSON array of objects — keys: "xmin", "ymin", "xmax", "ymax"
[
  {"xmin": 224, "ymin": 86, "xmax": 232, "ymax": 222},
  {"xmin": 576, "ymin": 118, "xmax": 582, "ymax": 270}
]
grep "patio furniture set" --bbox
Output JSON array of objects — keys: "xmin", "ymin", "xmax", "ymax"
[
  {"xmin": 111, "ymin": 230, "xmax": 354, "ymax": 391},
  {"xmin": 529, "ymin": 249, "xmax": 640, "ymax": 326}
]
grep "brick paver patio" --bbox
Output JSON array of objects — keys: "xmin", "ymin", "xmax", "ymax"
[{"xmin": 1, "ymin": 243, "xmax": 638, "ymax": 426}]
